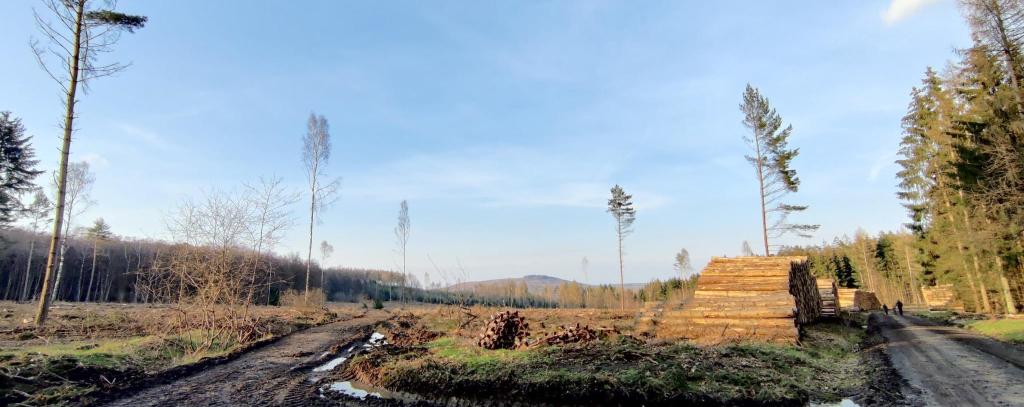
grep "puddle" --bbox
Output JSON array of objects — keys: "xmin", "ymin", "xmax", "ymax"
[
  {"xmin": 309, "ymin": 332, "xmax": 387, "ymax": 380},
  {"xmin": 327, "ymin": 381, "xmax": 382, "ymax": 400},
  {"xmin": 312, "ymin": 356, "xmax": 347, "ymax": 372},
  {"xmin": 810, "ymin": 399, "xmax": 860, "ymax": 407}
]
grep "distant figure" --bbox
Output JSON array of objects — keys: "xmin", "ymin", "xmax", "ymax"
[
  {"xmin": 896, "ymin": 300, "xmax": 904, "ymax": 316},
  {"xmin": 883, "ymin": 304, "xmax": 889, "ymax": 315}
]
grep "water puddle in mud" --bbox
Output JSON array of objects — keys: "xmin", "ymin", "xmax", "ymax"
[
  {"xmin": 327, "ymin": 381, "xmax": 382, "ymax": 400},
  {"xmin": 810, "ymin": 399, "xmax": 860, "ymax": 407}
]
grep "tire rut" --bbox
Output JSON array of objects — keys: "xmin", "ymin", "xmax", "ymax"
[{"xmin": 102, "ymin": 311, "xmax": 389, "ymax": 407}]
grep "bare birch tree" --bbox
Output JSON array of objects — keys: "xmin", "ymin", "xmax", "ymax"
[
  {"xmin": 740, "ymin": 84, "xmax": 818, "ymax": 256},
  {"xmin": 607, "ymin": 184, "xmax": 635, "ymax": 311},
  {"xmin": 394, "ymin": 200, "xmax": 410, "ymax": 302},
  {"xmin": 319, "ymin": 240, "xmax": 333, "ymax": 293},
  {"xmin": 32, "ymin": 0, "xmax": 146, "ymax": 326},
  {"xmin": 301, "ymin": 113, "xmax": 340, "ymax": 303},
  {"xmin": 50, "ymin": 161, "xmax": 94, "ymax": 302},
  {"xmin": 673, "ymin": 248, "xmax": 692, "ymax": 280},
  {"xmin": 20, "ymin": 191, "xmax": 52, "ymax": 301}
]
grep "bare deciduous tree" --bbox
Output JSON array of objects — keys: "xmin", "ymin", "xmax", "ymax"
[
  {"xmin": 301, "ymin": 113, "xmax": 340, "ymax": 303},
  {"xmin": 394, "ymin": 200, "xmax": 410, "ymax": 301},
  {"xmin": 20, "ymin": 190, "xmax": 52, "ymax": 301},
  {"xmin": 243, "ymin": 176, "xmax": 297, "ymax": 304},
  {"xmin": 32, "ymin": 0, "xmax": 146, "ymax": 326},
  {"xmin": 319, "ymin": 240, "xmax": 333, "ymax": 292},
  {"xmin": 607, "ymin": 184, "xmax": 635, "ymax": 311},
  {"xmin": 673, "ymin": 248, "xmax": 692, "ymax": 280},
  {"xmin": 50, "ymin": 161, "xmax": 95, "ymax": 302}
]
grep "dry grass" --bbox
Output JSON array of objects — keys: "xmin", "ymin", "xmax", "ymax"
[{"xmin": 0, "ymin": 301, "xmax": 364, "ymax": 406}]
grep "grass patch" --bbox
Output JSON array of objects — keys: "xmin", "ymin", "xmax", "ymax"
[
  {"xmin": 965, "ymin": 319, "xmax": 1024, "ymax": 344},
  {"xmin": 346, "ymin": 321, "xmax": 868, "ymax": 405},
  {"xmin": 913, "ymin": 311, "xmax": 957, "ymax": 325}
]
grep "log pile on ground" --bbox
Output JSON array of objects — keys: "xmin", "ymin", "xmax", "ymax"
[
  {"xmin": 921, "ymin": 284, "xmax": 963, "ymax": 311},
  {"xmin": 816, "ymin": 278, "xmax": 838, "ymax": 318},
  {"xmin": 477, "ymin": 310, "xmax": 530, "ymax": 350},
  {"xmin": 526, "ymin": 323, "xmax": 599, "ymax": 348},
  {"xmin": 837, "ymin": 288, "xmax": 856, "ymax": 310},
  {"xmin": 656, "ymin": 256, "xmax": 820, "ymax": 345},
  {"xmin": 854, "ymin": 290, "xmax": 882, "ymax": 310}
]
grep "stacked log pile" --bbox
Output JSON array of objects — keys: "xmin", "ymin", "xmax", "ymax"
[
  {"xmin": 477, "ymin": 310, "xmax": 530, "ymax": 350},
  {"xmin": 837, "ymin": 288, "xmax": 857, "ymax": 310},
  {"xmin": 922, "ymin": 284, "xmax": 962, "ymax": 311},
  {"xmin": 816, "ymin": 278, "xmax": 838, "ymax": 318},
  {"xmin": 656, "ymin": 256, "xmax": 820, "ymax": 345},
  {"xmin": 853, "ymin": 291, "xmax": 882, "ymax": 310},
  {"xmin": 837, "ymin": 288, "xmax": 882, "ymax": 311}
]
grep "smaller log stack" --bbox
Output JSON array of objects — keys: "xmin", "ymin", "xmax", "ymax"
[
  {"xmin": 921, "ymin": 284, "xmax": 963, "ymax": 311},
  {"xmin": 477, "ymin": 310, "xmax": 530, "ymax": 350},
  {"xmin": 854, "ymin": 291, "xmax": 882, "ymax": 310},
  {"xmin": 656, "ymin": 256, "xmax": 820, "ymax": 345},
  {"xmin": 816, "ymin": 278, "xmax": 838, "ymax": 318},
  {"xmin": 837, "ymin": 288, "xmax": 857, "ymax": 310}
]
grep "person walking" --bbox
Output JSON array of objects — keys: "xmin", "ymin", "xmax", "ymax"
[
  {"xmin": 895, "ymin": 300, "xmax": 904, "ymax": 316},
  {"xmin": 883, "ymin": 304, "xmax": 889, "ymax": 316}
]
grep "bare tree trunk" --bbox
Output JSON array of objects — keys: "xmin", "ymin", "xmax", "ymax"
[
  {"xmin": 21, "ymin": 240, "xmax": 36, "ymax": 301},
  {"xmin": 903, "ymin": 245, "xmax": 923, "ymax": 304},
  {"xmin": 617, "ymin": 219, "xmax": 625, "ymax": 311},
  {"xmin": 34, "ymin": 0, "xmax": 83, "ymax": 324},
  {"xmin": 754, "ymin": 139, "xmax": 769, "ymax": 256},
  {"xmin": 86, "ymin": 240, "xmax": 98, "ymax": 302},
  {"xmin": 305, "ymin": 188, "xmax": 315, "ymax": 303}
]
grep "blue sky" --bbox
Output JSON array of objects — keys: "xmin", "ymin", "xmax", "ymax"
[{"xmin": 0, "ymin": 0, "xmax": 969, "ymax": 285}]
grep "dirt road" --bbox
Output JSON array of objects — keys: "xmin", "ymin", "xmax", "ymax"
[
  {"xmin": 875, "ymin": 313, "xmax": 1024, "ymax": 406},
  {"xmin": 102, "ymin": 311, "xmax": 389, "ymax": 407}
]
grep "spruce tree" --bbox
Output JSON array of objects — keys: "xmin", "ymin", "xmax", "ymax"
[
  {"xmin": 0, "ymin": 112, "xmax": 43, "ymax": 227},
  {"xmin": 739, "ymin": 85, "xmax": 818, "ymax": 255}
]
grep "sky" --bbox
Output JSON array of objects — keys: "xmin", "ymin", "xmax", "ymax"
[{"xmin": 0, "ymin": 0, "xmax": 972, "ymax": 286}]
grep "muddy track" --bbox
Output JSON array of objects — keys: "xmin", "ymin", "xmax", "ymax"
[
  {"xmin": 101, "ymin": 310, "xmax": 390, "ymax": 407},
  {"xmin": 876, "ymin": 313, "xmax": 1024, "ymax": 407}
]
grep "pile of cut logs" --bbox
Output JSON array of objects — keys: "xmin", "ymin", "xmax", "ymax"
[
  {"xmin": 656, "ymin": 256, "xmax": 820, "ymax": 345},
  {"xmin": 526, "ymin": 323, "xmax": 599, "ymax": 348},
  {"xmin": 854, "ymin": 290, "xmax": 882, "ymax": 310},
  {"xmin": 922, "ymin": 284, "xmax": 962, "ymax": 311},
  {"xmin": 816, "ymin": 278, "xmax": 838, "ymax": 318},
  {"xmin": 837, "ymin": 288, "xmax": 881, "ymax": 311},
  {"xmin": 477, "ymin": 310, "xmax": 530, "ymax": 350}
]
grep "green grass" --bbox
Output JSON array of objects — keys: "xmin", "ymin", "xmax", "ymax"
[
  {"xmin": 350, "ymin": 322, "xmax": 869, "ymax": 405},
  {"xmin": 913, "ymin": 311, "xmax": 957, "ymax": 324},
  {"xmin": 965, "ymin": 319, "xmax": 1024, "ymax": 344}
]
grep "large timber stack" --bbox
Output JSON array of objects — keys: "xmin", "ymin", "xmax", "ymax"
[
  {"xmin": 656, "ymin": 256, "xmax": 820, "ymax": 345},
  {"xmin": 837, "ymin": 288, "xmax": 881, "ymax": 311},
  {"xmin": 816, "ymin": 278, "xmax": 838, "ymax": 318},
  {"xmin": 922, "ymin": 284, "xmax": 962, "ymax": 311}
]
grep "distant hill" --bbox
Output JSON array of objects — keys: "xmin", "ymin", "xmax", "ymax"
[{"xmin": 448, "ymin": 274, "xmax": 646, "ymax": 293}]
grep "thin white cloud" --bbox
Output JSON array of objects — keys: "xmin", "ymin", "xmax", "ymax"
[
  {"xmin": 348, "ymin": 146, "xmax": 669, "ymax": 210},
  {"xmin": 79, "ymin": 152, "xmax": 110, "ymax": 168},
  {"xmin": 882, "ymin": 0, "xmax": 943, "ymax": 25},
  {"xmin": 116, "ymin": 123, "xmax": 175, "ymax": 151}
]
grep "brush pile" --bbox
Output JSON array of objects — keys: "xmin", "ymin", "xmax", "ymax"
[
  {"xmin": 527, "ymin": 323, "xmax": 600, "ymax": 348},
  {"xmin": 477, "ymin": 310, "xmax": 530, "ymax": 350}
]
